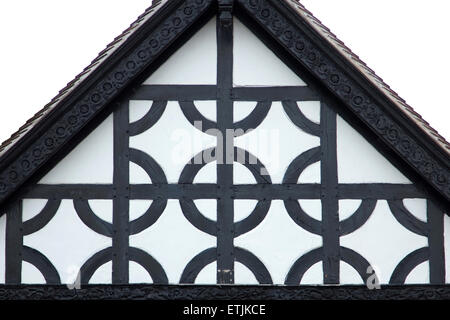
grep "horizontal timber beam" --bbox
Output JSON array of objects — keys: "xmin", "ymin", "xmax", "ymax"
[
  {"xmin": 19, "ymin": 183, "xmax": 424, "ymax": 200},
  {"xmin": 130, "ymin": 85, "xmax": 319, "ymax": 101}
]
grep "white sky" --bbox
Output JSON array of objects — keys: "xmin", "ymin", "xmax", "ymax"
[{"xmin": 0, "ymin": 0, "xmax": 449, "ymax": 146}]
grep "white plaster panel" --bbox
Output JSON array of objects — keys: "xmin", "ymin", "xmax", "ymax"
[
  {"xmin": 339, "ymin": 200, "xmax": 362, "ymax": 221},
  {"xmin": 22, "ymin": 199, "xmax": 48, "ymax": 222},
  {"xmin": 129, "ymin": 100, "xmax": 152, "ymax": 123},
  {"xmin": 0, "ymin": 214, "xmax": 5, "ymax": 284},
  {"xmin": 298, "ymin": 101, "xmax": 320, "ymax": 124},
  {"xmin": 130, "ymin": 162, "xmax": 152, "ymax": 184},
  {"xmin": 298, "ymin": 200, "xmax": 322, "ymax": 221},
  {"xmin": 129, "ymin": 261, "xmax": 152, "ymax": 284},
  {"xmin": 235, "ymin": 200, "xmax": 322, "ymax": 285},
  {"xmin": 404, "ymin": 261, "xmax": 429, "ymax": 284},
  {"xmin": 194, "ymin": 101, "xmax": 217, "ymax": 122},
  {"xmin": 340, "ymin": 261, "xmax": 363, "ymax": 285},
  {"xmin": 234, "ymin": 262, "xmax": 259, "ymax": 285},
  {"xmin": 196, "ymin": 261, "xmax": 217, "ymax": 285},
  {"xmin": 234, "ymin": 200, "xmax": 258, "ymax": 223},
  {"xmin": 193, "ymin": 162, "xmax": 217, "ymax": 184},
  {"xmin": 89, "ymin": 261, "xmax": 112, "ymax": 284},
  {"xmin": 88, "ymin": 200, "xmax": 113, "ymax": 224},
  {"xmin": 300, "ymin": 261, "xmax": 323, "ymax": 285},
  {"xmin": 144, "ymin": 18, "xmax": 217, "ymax": 85},
  {"xmin": 336, "ymin": 115, "xmax": 411, "ymax": 184},
  {"xmin": 233, "ymin": 162, "xmax": 257, "ymax": 184},
  {"xmin": 130, "ymin": 200, "xmax": 216, "ymax": 284},
  {"xmin": 193, "ymin": 200, "xmax": 217, "ymax": 221},
  {"xmin": 340, "ymin": 200, "xmax": 428, "ymax": 284},
  {"xmin": 403, "ymin": 198, "xmax": 427, "ymax": 223},
  {"xmin": 39, "ymin": 115, "xmax": 114, "ymax": 184},
  {"xmin": 129, "ymin": 200, "xmax": 153, "ymax": 221},
  {"xmin": 298, "ymin": 161, "xmax": 320, "ymax": 184},
  {"xmin": 235, "ymin": 102, "xmax": 320, "ymax": 184},
  {"xmin": 23, "ymin": 200, "xmax": 112, "ymax": 284},
  {"xmin": 445, "ymin": 214, "xmax": 450, "ymax": 283},
  {"xmin": 22, "ymin": 261, "xmax": 45, "ymax": 284},
  {"xmin": 130, "ymin": 101, "xmax": 216, "ymax": 183},
  {"xmin": 234, "ymin": 102, "xmax": 258, "ymax": 122},
  {"xmin": 233, "ymin": 18, "xmax": 307, "ymax": 87}
]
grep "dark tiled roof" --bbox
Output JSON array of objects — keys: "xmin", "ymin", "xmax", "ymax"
[
  {"xmin": 286, "ymin": 0, "xmax": 450, "ymax": 155},
  {"xmin": 0, "ymin": 0, "xmax": 169, "ymax": 159}
]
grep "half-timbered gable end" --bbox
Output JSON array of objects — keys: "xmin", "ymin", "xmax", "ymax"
[{"xmin": 0, "ymin": 0, "xmax": 449, "ymax": 299}]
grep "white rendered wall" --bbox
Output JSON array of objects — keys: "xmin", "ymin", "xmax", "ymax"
[
  {"xmin": 233, "ymin": 18, "xmax": 307, "ymax": 86},
  {"xmin": 39, "ymin": 115, "xmax": 114, "ymax": 184},
  {"xmin": 22, "ymin": 200, "xmax": 112, "ymax": 284},
  {"xmin": 405, "ymin": 262, "xmax": 429, "ymax": 285},
  {"xmin": 234, "ymin": 101, "xmax": 320, "ymax": 184},
  {"xmin": 21, "ymin": 262, "xmax": 45, "ymax": 284},
  {"xmin": 144, "ymin": 17, "xmax": 217, "ymax": 85},
  {"xmin": 337, "ymin": 115, "xmax": 411, "ymax": 184},
  {"xmin": 340, "ymin": 200, "xmax": 428, "ymax": 284},
  {"xmin": 130, "ymin": 200, "xmax": 216, "ymax": 284},
  {"xmin": 235, "ymin": 200, "xmax": 322, "ymax": 285},
  {"xmin": 196, "ymin": 262, "xmax": 217, "ymax": 285},
  {"xmin": 90, "ymin": 261, "xmax": 112, "ymax": 284},
  {"xmin": 301, "ymin": 262, "xmax": 323, "ymax": 285},
  {"xmin": 130, "ymin": 101, "xmax": 217, "ymax": 184}
]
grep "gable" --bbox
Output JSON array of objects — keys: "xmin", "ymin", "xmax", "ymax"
[{"xmin": 0, "ymin": 0, "xmax": 449, "ymax": 295}]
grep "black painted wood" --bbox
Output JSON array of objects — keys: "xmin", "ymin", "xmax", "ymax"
[
  {"xmin": 427, "ymin": 200, "xmax": 446, "ymax": 284},
  {"xmin": 320, "ymin": 102, "xmax": 340, "ymax": 284},
  {"xmin": 216, "ymin": 1, "xmax": 235, "ymax": 284},
  {"xmin": 131, "ymin": 85, "xmax": 218, "ymax": 101},
  {"xmin": 1, "ymin": 284, "xmax": 449, "ymax": 300},
  {"xmin": 5, "ymin": 201, "xmax": 22, "ymax": 284},
  {"xmin": 112, "ymin": 101, "xmax": 131, "ymax": 284},
  {"xmin": 20, "ymin": 183, "xmax": 426, "ymax": 200}
]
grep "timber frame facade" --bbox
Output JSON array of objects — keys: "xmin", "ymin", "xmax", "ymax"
[{"xmin": 0, "ymin": 0, "xmax": 449, "ymax": 300}]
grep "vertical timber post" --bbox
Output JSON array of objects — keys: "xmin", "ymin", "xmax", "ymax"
[
  {"xmin": 216, "ymin": 0, "xmax": 235, "ymax": 284},
  {"xmin": 5, "ymin": 201, "xmax": 23, "ymax": 284},
  {"xmin": 427, "ymin": 200, "xmax": 445, "ymax": 284},
  {"xmin": 320, "ymin": 103, "xmax": 340, "ymax": 284},
  {"xmin": 112, "ymin": 101, "xmax": 130, "ymax": 284}
]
